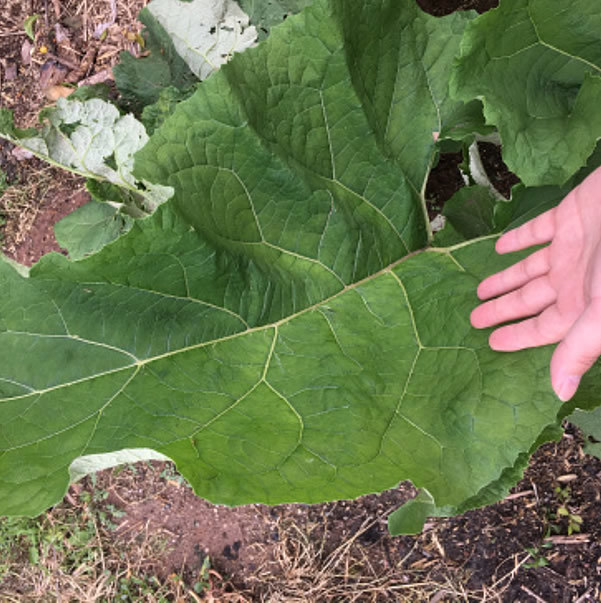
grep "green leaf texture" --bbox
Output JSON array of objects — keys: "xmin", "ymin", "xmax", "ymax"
[
  {"xmin": 54, "ymin": 201, "xmax": 134, "ymax": 260},
  {"xmin": 0, "ymin": 0, "xmax": 566, "ymax": 517},
  {"xmin": 113, "ymin": 7, "xmax": 198, "ymax": 111},
  {"xmin": 451, "ymin": 0, "xmax": 601, "ymax": 187},
  {"xmin": 238, "ymin": 0, "xmax": 314, "ymax": 38}
]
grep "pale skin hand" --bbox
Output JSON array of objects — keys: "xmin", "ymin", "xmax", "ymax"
[{"xmin": 470, "ymin": 166, "xmax": 601, "ymax": 402}]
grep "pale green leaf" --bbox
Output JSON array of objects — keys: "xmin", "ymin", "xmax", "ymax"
[
  {"xmin": 0, "ymin": 99, "xmax": 173, "ymax": 215},
  {"xmin": 146, "ymin": 0, "xmax": 257, "ymax": 79},
  {"xmin": 69, "ymin": 449, "xmax": 169, "ymax": 482},
  {"xmin": 388, "ymin": 490, "xmax": 436, "ymax": 536},
  {"xmin": 24, "ymin": 14, "xmax": 40, "ymax": 41}
]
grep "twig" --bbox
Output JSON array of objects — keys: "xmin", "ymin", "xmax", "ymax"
[
  {"xmin": 504, "ymin": 490, "xmax": 534, "ymax": 501},
  {"xmin": 83, "ymin": 0, "xmax": 88, "ymax": 43},
  {"xmin": 489, "ymin": 552, "xmax": 532, "ymax": 591},
  {"xmin": 521, "ymin": 585, "xmax": 548, "ymax": 603},
  {"xmin": 46, "ymin": 51, "xmax": 79, "ymax": 71},
  {"xmin": 544, "ymin": 534, "xmax": 590, "ymax": 545},
  {"xmin": 574, "ymin": 588, "xmax": 594, "ymax": 603}
]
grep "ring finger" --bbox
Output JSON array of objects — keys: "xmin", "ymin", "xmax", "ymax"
[{"xmin": 471, "ymin": 274, "xmax": 556, "ymax": 329}]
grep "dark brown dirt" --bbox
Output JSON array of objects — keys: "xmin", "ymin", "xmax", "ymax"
[
  {"xmin": 0, "ymin": 149, "xmax": 88, "ymax": 264},
  {"xmin": 425, "ymin": 151, "xmax": 466, "ymax": 219},
  {"xmin": 67, "ymin": 427, "xmax": 601, "ymax": 600},
  {"xmin": 478, "ymin": 141, "xmax": 521, "ymax": 199},
  {"xmin": 417, "ymin": 0, "xmax": 499, "ymax": 15}
]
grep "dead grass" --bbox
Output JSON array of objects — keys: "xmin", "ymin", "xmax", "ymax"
[
  {"xmin": 0, "ymin": 161, "xmax": 84, "ymax": 257},
  {"xmin": 248, "ymin": 510, "xmax": 516, "ymax": 602},
  {"xmin": 0, "ymin": 476, "xmax": 251, "ymax": 602},
  {"xmin": 0, "ymin": 462, "xmax": 523, "ymax": 602}
]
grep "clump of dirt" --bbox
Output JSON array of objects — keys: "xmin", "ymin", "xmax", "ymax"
[
  {"xmin": 478, "ymin": 140, "xmax": 521, "ymax": 199},
  {"xmin": 425, "ymin": 151, "xmax": 466, "ymax": 219},
  {"xmin": 417, "ymin": 0, "xmax": 498, "ymax": 15}
]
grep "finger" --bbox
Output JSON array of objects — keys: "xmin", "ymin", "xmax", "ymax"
[
  {"xmin": 487, "ymin": 305, "xmax": 568, "ymax": 351},
  {"xmin": 471, "ymin": 275, "xmax": 556, "ymax": 329},
  {"xmin": 496, "ymin": 208, "xmax": 556, "ymax": 254},
  {"xmin": 477, "ymin": 246, "xmax": 551, "ymax": 300},
  {"xmin": 550, "ymin": 299, "xmax": 601, "ymax": 401}
]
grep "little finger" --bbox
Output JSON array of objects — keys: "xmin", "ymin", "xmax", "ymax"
[
  {"xmin": 471, "ymin": 275, "xmax": 555, "ymax": 329},
  {"xmin": 488, "ymin": 305, "xmax": 567, "ymax": 351},
  {"xmin": 550, "ymin": 299, "xmax": 601, "ymax": 401}
]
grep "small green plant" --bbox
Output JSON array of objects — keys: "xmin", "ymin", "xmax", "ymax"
[
  {"xmin": 79, "ymin": 483, "xmax": 125, "ymax": 531},
  {"xmin": 193, "ymin": 555, "xmax": 213, "ymax": 594},
  {"xmin": 523, "ymin": 528, "xmax": 554, "ymax": 570},
  {"xmin": 160, "ymin": 463, "xmax": 191, "ymax": 488},
  {"xmin": 116, "ymin": 573, "xmax": 170, "ymax": 601},
  {"xmin": 0, "ymin": 511, "xmax": 97, "ymax": 579},
  {"xmin": 554, "ymin": 486, "xmax": 583, "ymax": 536}
]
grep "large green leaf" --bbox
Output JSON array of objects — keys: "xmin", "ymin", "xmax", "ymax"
[
  {"xmin": 0, "ymin": 0, "xmax": 573, "ymax": 518},
  {"xmin": 451, "ymin": 0, "xmax": 601, "ymax": 186}
]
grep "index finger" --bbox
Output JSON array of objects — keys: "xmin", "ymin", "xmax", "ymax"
[{"xmin": 496, "ymin": 207, "xmax": 556, "ymax": 254}]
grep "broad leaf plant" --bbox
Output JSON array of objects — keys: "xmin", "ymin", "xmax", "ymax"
[{"xmin": 2, "ymin": 0, "xmax": 601, "ymax": 534}]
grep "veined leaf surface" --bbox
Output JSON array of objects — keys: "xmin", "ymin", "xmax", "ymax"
[
  {"xmin": 451, "ymin": 0, "xmax": 601, "ymax": 186},
  {"xmin": 0, "ymin": 0, "xmax": 566, "ymax": 518}
]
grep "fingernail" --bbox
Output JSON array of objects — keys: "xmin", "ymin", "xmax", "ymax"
[{"xmin": 556, "ymin": 375, "xmax": 581, "ymax": 402}]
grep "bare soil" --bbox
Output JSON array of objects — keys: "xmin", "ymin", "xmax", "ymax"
[{"xmin": 2, "ymin": 0, "xmax": 601, "ymax": 601}]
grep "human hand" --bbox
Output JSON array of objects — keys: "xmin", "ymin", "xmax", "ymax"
[{"xmin": 470, "ymin": 166, "xmax": 601, "ymax": 402}]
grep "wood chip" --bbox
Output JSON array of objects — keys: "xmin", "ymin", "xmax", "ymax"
[
  {"xmin": 52, "ymin": 0, "xmax": 61, "ymax": 20},
  {"xmin": 77, "ymin": 67, "xmax": 113, "ymax": 87},
  {"xmin": 11, "ymin": 147, "xmax": 34, "ymax": 161},
  {"xmin": 38, "ymin": 60, "xmax": 68, "ymax": 89},
  {"xmin": 21, "ymin": 40, "xmax": 33, "ymax": 66},
  {"xmin": 504, "ymin": 489, "xmax": 534, "ymax": 501},
  {"xmin": 4, "ymin": 60, "xmax": 17, "ymax": 81},
  {"xmin": 46, "ymin": 84, "xmax": 74, "ymax": 101},
  {"xmin": 557, "ymin": 473, "xmax": 578, "ymax": 483},
  {"xmin": 54, "ymin": 23, "xmax": 71, "ymax": 44}
]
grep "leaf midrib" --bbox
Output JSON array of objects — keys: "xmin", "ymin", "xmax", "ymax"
[{"xmin": 1, "ymin": 238, "xmax": 492, "ymax": 406}]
